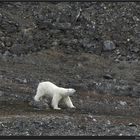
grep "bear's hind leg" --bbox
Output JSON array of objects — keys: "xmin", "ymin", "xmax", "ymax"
[
  {"xmin": 51, "ymin": 95, "xmax": 62, "ymax": 110},
  {"xmin": 34, "ymin": 88, "xmax": 44, "ymax": 102},
  {"xmin": 63, "ymin": 96, "xmax": 76, "ymax": 108}
]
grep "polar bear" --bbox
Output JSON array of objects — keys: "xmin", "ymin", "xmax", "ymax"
[{"xmin": 34, "ymin": 81, "xmax": 76, "ymax": 110}]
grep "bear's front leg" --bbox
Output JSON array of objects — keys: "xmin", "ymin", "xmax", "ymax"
[
  {"xmin": 51, "ymin": 94, "xmax": 62, "ymax": 110},
  {"xmin": 63, "ymin": 96, "xmax": 76, "ymax": 108}
]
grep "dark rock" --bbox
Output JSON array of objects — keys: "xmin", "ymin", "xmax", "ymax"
[
  {"xmin": 103, "ymin": 40, "xmax": 116, "ymax": 51},
  {"xmin": 80, "ymin": 38, "xmax": 97, "ymax": 52},
  {"xmin": 0, "ymin": 41, "xmax": 5, "ymax": 48},
  {"xmin": 103, "ymin": 74, "xmax": 113, "ymax": 80},
  {"xmin": 132, "ymin": 85, "xmax": 140, "ymax": 97},
  {"xmin": 1, "ymin": 20, "xmax": 19, "ymax": 33},
  {"xmin": 116, "ymin": 49, "xmax": 120, "ymax": 55},
  {"xmin": 11, "ymin": 44, "xmax": 28, "ymax": 55},
  {"xmin": 114, "ymin": 85, "xmax": 133, "ymax": 96},
  {"xmin": 30, "ymin": 99, "xmax": 50, "ymax": 110},
  {"xmin": 4, "ymin": 37, "xmax": 12, "ymax": 47},
  {"xmin": 133, "ymin": 47, "xmax": 139, "ymax": 53},
  {"xmin": 118, "ymin": 54, "xmax": 121, "ymax": 58},
  {"xmin": 0, "ymin": 31, "xmax": 4, "ymax": 37},
  {"xmin": 128, "ymin": 123, "xmax": 137, "ymax": 127},
  {"xmin": 0, "ymin": 53, "xmax": 2, "ymax": 58},
  {"xmin": 3, "ymin": 51, "xmax": 11, "ymax": 57},
  {"xmin": 135, "ymin": 137, "xmax": 140, "ymax": 140},
  {"xmin": 0, "ymin": 37, "xmax": 5, "ymax": 42},
  {"xmin": 0, "ymin": 91, "xmax": 4, "ymax": 96},
  {"xmin": 15, "ymin": 78, "xmax": 28, "ymax": 84},
  {"xmin": 56, "ymin": 22, "xmax": 72, "ymax": 30}
]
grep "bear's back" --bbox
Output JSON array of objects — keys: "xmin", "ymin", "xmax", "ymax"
[{"xmin": 39, "ymin": 81, "xmax": 59, "ymax": 97}]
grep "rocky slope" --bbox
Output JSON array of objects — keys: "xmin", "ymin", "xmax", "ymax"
[{"xmin": 0, "ymin": 2, "xmax": 140, "ymax": 136}]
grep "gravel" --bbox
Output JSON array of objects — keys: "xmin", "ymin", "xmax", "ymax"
[{"xmin": 0, "ymin": 2, "xmax": 140, "ymax": 136}]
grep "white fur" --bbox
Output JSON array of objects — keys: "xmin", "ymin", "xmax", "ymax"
[{"xmin": 34, "ymin": 81, "xmax": 76, "ymax": 110}]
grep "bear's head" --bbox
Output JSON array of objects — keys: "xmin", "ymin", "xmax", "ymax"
[{"xmin": 67, "ymin": 88, "xmax": 76, "ymax": 96}]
